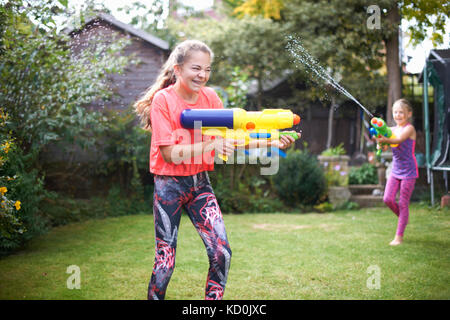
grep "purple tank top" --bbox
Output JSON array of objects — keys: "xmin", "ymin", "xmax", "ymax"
[{"xmin": 391, "ymin": 125, "xmax": 418, "ymax": 179}]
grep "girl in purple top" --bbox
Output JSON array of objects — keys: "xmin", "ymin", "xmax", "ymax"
[{"xmin": 376, "ymin": 99, "xmax": 418, "ymax": 246}]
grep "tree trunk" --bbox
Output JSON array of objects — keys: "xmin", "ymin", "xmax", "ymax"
[
  {"xmin": 384, "ymin": 4, "xmax": 401, "ymax": 126},
  {"xmin": 256, "ymin": 76, "xmax": 263, "ymax": 110}
]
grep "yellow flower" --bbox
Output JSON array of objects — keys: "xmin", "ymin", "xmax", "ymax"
[
  {"xmin": 2, "ymin": 141, "xmax": 11, "ymax": 153},
  {"xmin": 0, "ymin": 186, "xmax": 7, "ymax": 195},
  {"xmin": 15, "ymin": 200, "xmax": 21, "ymax": 211}
]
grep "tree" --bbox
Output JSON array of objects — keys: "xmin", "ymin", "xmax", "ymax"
[
  {"xmin": 168, "ymin": 15, "xmax": 292, "ymax": 109},
  {"xmin": 229, "ymin": 0, "xmax": 448, "ymax": 128},
  {"xmin": 383, "ymin": 0, "xmax": 448, "ymax": 125},
  {"xmin": 0, "ymin": 0, "xmax": 131, "ymax": 253},
  {"xmin": 277, "ymin": 0, "xmax": 387, "ymax": 150},
  {"xmin": 0, "ymin": 0, "xmax": 130, "ymax": 155},
  {"xmin": 232, "ymin": 0, "xmax": 284, "ymax": 20}
]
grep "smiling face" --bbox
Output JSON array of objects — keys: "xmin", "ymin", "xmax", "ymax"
[
  {"xmin": 174, "ymin": 50, "xmax": 211, "ymax": 94},
  {"xmin": 392, "ymin": 102, "xmax": 412, "ymax": 126}
]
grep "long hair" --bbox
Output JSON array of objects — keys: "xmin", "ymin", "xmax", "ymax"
[{"xmin": 134, "ymin": 40, "xmax": 214, "ymax": 131}]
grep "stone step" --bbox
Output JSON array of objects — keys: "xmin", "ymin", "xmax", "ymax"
[
  {"xmin": 350, "ymin": 195, "xmax": 384, "ymax": 208},
  {"xmin": 349, "ymin": 184, "xmax": 384, "ymax": 195}
]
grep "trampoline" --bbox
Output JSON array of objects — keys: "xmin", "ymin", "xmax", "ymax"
[{"xmin": 421, "ymin": 49, "xmax": 450, "ymax": 205}]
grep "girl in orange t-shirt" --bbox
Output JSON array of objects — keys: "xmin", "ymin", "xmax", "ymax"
[{"xmin": 134, "ymin": 40, "xmax": 296, "ymax": 300}]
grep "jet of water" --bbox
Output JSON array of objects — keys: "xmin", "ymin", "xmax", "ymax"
[{"xmin": 286, "ymin": 36, "xmax": 374, "ymax": 118}]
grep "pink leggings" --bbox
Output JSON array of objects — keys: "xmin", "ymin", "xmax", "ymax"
[{"xmin": 383, "ymin": 176, "xmax": 416, "ymax": 236}]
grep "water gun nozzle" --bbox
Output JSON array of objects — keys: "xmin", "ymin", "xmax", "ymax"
[{"xmin": 293, "ymin": 114, "xmax": 301, "ymax": 125}]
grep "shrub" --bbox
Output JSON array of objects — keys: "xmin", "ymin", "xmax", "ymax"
[
  {"xmin": 272, "ymin": 149, "xmax": 327, "ymax": 207},
  {"xmin": 0, "ymin": 148, "xmax": 48, "ymax": 255},
  {"xmin": 210, "ymin": 165, "xmax": 286, "ymax": 214},
  {"xmin": 349, "ymin": 163, "xmax": 378, "ymax": 185},
  {"xmin": 320, "ymin": 143, "xmax": 346, "ymax": 156}
]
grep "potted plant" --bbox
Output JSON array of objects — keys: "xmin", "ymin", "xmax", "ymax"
[{"xmin": 318, "ymin": 143, "xmax": 351, "ymax": 207}]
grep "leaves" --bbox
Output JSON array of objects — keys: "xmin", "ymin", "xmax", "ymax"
[
  {"xmin": 0, "ymin": 0, "xmax": 132, "ymax": 154},
  {"xmin": 401, "ymin": 0, "xmax": 449, "ymax": 46},
  {"xmin": 233, "ymin": 0, "xmax": 284, "ymax": 20},
  {"xmin": 58, "ymin": 0, "xmax": 68, "ymax": 7}
]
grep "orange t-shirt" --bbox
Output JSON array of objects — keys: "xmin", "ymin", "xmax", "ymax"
[{"xmin": 149, "ymin": 85, "xmax": 223, "ymax": 176}]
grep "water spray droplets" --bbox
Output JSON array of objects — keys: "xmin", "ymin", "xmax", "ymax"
[{"xmin": 286, "ymin": 36, "xmax": 373, "ymax": 118}]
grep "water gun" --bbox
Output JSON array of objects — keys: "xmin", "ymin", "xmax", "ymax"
[
  {"xmin": 369, "ymin": 117, "xmax": 398, "ymax": 156},
  {"xmin": 180, "ymin": 108, "xmax": 301, "ymax": 161}
]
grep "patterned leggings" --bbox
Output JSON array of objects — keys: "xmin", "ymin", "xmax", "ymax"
[
  {"xmin": 148, "ymin": 172, "xmax": 231, "ymax": 300},
  {"xmin": 383, "ymin": 176, "xmax": 416, "ymax": 237}
]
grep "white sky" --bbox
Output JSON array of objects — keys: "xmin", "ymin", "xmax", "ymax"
[
  {"xmin": 64, "ymin": 0, "xmax": 448, "ymax": 74},
  {"xmin": 401, "ymin": 19, "xmax": 450, "ymax": 74},
  {"xmin": 67, "ymin": 0, "xmax": 213, "ymax": 15}
]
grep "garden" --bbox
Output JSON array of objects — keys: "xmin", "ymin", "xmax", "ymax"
[{"xmin": 0, "ymin": 0, "xmax": 449, "ymax": 301}]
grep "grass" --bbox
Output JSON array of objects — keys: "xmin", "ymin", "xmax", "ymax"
[{"xmin": 0, "ymin": 203, "xmax": 448, "ymax": 300}]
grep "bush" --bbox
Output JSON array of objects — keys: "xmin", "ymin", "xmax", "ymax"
[
  {"xmin": 40, "ymin": 186, "xmax": 153, "ymax": 229},
  {"xmin": 272, "ymin": 149, "xmax": 327, "ymax": 207},
  {"xmin": 320, "ymin": 143, "xmax": 346, "ymax": 156},
  {"xmin": 210, "ymin": 165, "xmax": 286, "ymax": 214},
  {"xmin": 0, "ymin": 148, "xmax": 48, "ymax": 255},
  {"xmin": 349, "ymin": 163, "xmax": 378, "ymax": 185}
]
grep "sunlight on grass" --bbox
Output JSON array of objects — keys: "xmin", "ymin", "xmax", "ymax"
[{"xmin": 0, "ymin": 204, "xmax": 448, "ymax": 300}]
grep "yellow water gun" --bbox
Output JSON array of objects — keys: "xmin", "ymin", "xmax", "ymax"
[{"xmin": 180, "ymin": 108, "xmax": 301, "ymax": 161}]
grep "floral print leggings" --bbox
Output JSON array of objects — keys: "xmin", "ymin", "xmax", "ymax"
[{"xmin": 148, "ymin": 172, "xmax": 232, "ymax": 300}]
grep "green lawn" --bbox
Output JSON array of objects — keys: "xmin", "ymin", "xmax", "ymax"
[{"xmin": 0, "ymin": 204, "xmax": 448, "ymax": 300}]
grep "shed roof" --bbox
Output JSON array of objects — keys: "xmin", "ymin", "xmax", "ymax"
[{"xmin": 66, "ymin": 12, "xmax": 169, "ymax": 51}]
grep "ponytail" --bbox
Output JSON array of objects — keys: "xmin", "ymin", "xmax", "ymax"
[
  {"xmin": 134, "ymin": 59, "xmax": 176, "ymax": 131},
  {"xmin": 134, "ymin": 40, "xmax": 214, "ymax": 131}
]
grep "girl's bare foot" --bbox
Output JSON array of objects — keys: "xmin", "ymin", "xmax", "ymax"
[{"xmin": 389, "ymin": 235, "xmax": 403, "ymax": 246}]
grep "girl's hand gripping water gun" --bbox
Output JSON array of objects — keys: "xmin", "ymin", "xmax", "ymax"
[{"xmin": 369, "ymin": 117, "xmax": 398, "ymax": 156}]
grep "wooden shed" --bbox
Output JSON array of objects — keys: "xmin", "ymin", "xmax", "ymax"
[
  {"xmin": 43, "ymin": 14, "xmax": 170, "ymax": 197},
  {"xmin": 67, "ymin": 12, "xmax": 170, "ymax": 110}
]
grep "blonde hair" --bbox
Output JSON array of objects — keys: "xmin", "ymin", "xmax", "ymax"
[
  {"xmin": 134, "ymin": 39, "xmax": 214, "ymax": 131},
  {"xmin": 393, "ymin": 98, "xmax": 413, "ymax": 114}
]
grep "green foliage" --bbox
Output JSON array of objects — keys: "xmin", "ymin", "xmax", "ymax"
[
  {"xmin": 0, "ymin": 147, "xmax": 48, "ymax": 255},
  {"xmin": 168, "ymin": 15, "xmax": 291, "ymax": 105},
  {"xmin": 401, "ymin": 0, "xmax": 449, "ymax": 46},
  {"xmin": 349, "ymin": 163, "xmax": 378, "ymax": 185},
  {"xmin": 233, "ymin": 0, "xmax": 284, "ymax": 20},
  {"xmin": 210, "ymin": 166, "xmax": 286, "ymax": 213},
  {"xmin": 282, "ymin": 0, "xmax": 387, "ymax": 110},
  {"xmin": 98, "ymin": 107, "xmax": 151, "ymax": 194},
  {"xmin": 0, "ymin": 2, "xmax": 129, "ymax": 154},
  {"xmin": 1, "ymin": 108, "xmax": 48, "ymax": 255},
  {"xmin": 0, "ymin": 109, "xmax": 24, "ymax": 239},
  {"xmin": 320, "ymin": 159, "xmax": 350, "ymax": 187},
  {"xmin": 0, "ymin": 0, "xmax": 133, "ymax": 254},
  {"xmin": 272, "ymin": 149, "xmax": 327, "ymax": 206},
  {"xmin": 40, "ymin": 186, "xmax": 152, "ymax": 228},
  {"xmin": 320, "ymin": 143, "xmax": 346, "ymax": 156},
  {"xmin": 222, "ymin": 66, "xmax": 249, "ymax": 109},
  {"xmin": 319, "ymin": 144, "xmax": 350, "ymax": 187},
  {"xmin": 313, "ymin": 201, "xmax": 334, "ymax": 213}
]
